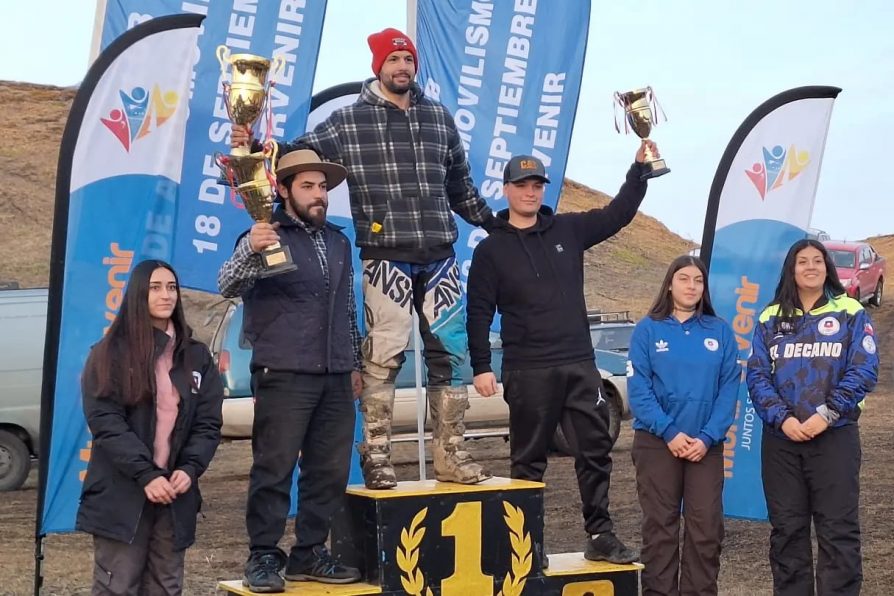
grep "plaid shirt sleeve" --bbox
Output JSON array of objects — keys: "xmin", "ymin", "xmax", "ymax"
[
  {"xmin": 347, "ymin": 264, "xmax": 363, "ymax": 371},
  {"xmin": 217, "ymin": 235, "xmax": 263, "ymax": 298},
  {"xmin": 443, "ymin": 111, "xmax": 494, "ymax": 231},
  {"xmin": 278, "ymin": 115, "xmax": 345, "ymax": 163}
]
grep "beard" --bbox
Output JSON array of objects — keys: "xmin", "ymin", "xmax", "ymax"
[
  {"xmin": 381, "ymin": 72, "xmax": 412, "ymax": 95},
  {"xmin": 288, "ymin": 196, "xmax": 327, "ymax": 229}
]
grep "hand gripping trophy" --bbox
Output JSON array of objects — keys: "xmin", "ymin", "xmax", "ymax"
[
  {"xmin": 215, "ymin": 46, "xmax": 297, "ymax": 277},
  {"xmin": 614, "ymin": 86, "xmax": 670, "ymax": 180}
]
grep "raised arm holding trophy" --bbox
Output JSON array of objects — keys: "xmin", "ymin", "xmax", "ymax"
[
  {"xmin": 615, "ymin": 86, "xmax": 671, "ymax": 180},
  {"xmin": 214, "ymin": 46, "xmax": 296, "ymax": 277}
]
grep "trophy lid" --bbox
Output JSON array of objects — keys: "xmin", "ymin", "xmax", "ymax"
[{"xmin": 229, "ymin": 53, "xmax": 272, "ymax": 68}]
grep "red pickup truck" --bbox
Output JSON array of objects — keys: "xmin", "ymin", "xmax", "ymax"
[{"xmin": 823, "ymin": 241, "xmax": 886, "ymax": 306}]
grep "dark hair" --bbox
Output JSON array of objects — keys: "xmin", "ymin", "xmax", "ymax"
[
  {"xmin": 648, "ymin": 255, "xmax": 717, "ymax": 320},
  {"xmin": 275, "ymin": 173, "xmax": 296, "ymax": 204},
  {"xmin": 83, "ymin": 260, "xmax": 192, "ymax": 405},
  {"xmin": 769, "ymin": 239, "xmax": 846, "ymax": 331}
]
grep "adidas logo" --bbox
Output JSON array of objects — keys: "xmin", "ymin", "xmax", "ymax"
[{"xmin": 655, "ymin": 339, "xmax": 669, "ymax": 352}]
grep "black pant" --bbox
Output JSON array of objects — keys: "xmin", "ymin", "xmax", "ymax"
[
  {"xmin": 92, "ymin": 504, "xmax": 184, "ymax": 595},
  {"xmin": 632, "ymin": 430, "xmax": 724, "ymax": 596},
  {"xmin": 762, "ymin": 424, "xmax": 862, "ymax": 596},
  {"xmin": 502, "ymin": 360, "xmax": 614, "ymax": 534},
  {"xmin": 246, "ymin": 370, "xmax": 355, "ymax": 566}
]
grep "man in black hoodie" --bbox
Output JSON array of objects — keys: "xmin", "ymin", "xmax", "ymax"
[{"xmin": 466, "ymin": 144, "xmax": 656, "ymax": 564}]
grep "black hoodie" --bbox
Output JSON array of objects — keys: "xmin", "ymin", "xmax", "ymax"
[{"xmin": 466, "ymin": 163, "xmax": 648, "ymax": 375}]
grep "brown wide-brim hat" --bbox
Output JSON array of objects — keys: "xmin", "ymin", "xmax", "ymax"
[{"xmin": 276, "ymin": 149, "xmax": 347, "ymax": 189}]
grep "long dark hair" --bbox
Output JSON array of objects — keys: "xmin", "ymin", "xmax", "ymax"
[
  {"xmin": 648, "ymin": 255, "xmax": 717, "ymax": 320},
  {"xmin": 83, "ymin": 260, "xmax": 192, "ymax": 405},
  {"xmin": 769, "ymin": 239, "xmax": 846, "ymax": 331}
]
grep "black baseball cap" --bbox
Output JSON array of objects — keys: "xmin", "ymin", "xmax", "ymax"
[{"xmin": 503, "ymin": 155, "xmax": 550, "ymax": 184}]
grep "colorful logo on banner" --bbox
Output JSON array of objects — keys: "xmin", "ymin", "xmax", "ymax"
[
  {"xmin": 101, "ymin": 85, "xmax": 180, "ymax": 151},
  {"xmin": 745, "ymin": 144, "xmax": 811, "ymax": 199},
  {"xmin": 99, "ymin": 0, "xmax": 328, "ymax": 292}
]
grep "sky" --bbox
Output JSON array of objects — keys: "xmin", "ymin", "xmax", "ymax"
[{"xmin": 2, "ymin": 0, "xmax": 892, "ymax": 244}]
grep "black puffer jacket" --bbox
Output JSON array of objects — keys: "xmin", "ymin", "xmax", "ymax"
[{"xmin": 76, "ymin": 329, "xmax": 223, "ymax": 550}]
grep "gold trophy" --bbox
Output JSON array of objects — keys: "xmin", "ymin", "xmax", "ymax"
[
  {"xmin": 215, "ymin": 46, "xmax": 296, "ymax": 277},
  {"xmin": 614, "ymin": 87, "xmax": 670, "ymax": 180}
]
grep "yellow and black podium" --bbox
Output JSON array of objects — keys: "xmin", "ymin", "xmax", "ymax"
[{"xmin": 219, "ymin": 477, "xmax": 641, "ymax": 595}]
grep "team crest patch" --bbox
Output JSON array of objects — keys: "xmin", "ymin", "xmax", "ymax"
[
  {"xmin": 704, "ymin": 338, "xmax": 719, "ymax": 351},
  {"xmin": 863, "ymin": 335, "xmax": 877, "ymax": 354},
  {"xmin": 818, "ymin": 316, "xmax": 840, "ymax": 336}
]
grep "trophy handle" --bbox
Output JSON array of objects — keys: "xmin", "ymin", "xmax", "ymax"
[
  {"xmin": 216, "ymin": 45, "xmax": 231, "ymax": 76},
  {"xmin": 264, "ymin": 140, "xmax": 280, "ymax": 189},
  {"xmin": 220, "ymin": 81, "xmax": 235, "ymax": 123},
  {"xmin": 214, "ymin": 151, "xmax": 234, "ymax": 183},
  {"xmin": 270, "ymin": 55, "xmax": 287, "ymax": 85},
  {"xmin": 265, "ymin": 140, "xmax": 280, "ymax": 173}
]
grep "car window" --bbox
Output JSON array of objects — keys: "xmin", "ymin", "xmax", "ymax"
[
  {"xmin": 829, "ymin": 250, "xmax": 856, "ymax": 269},
  {"xmin": 589, "ymin": 325, "xmax": 635, "ymax": 352}
]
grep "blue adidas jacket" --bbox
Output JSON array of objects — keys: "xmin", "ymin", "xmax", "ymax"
[
  {"xmin": 628, "ymin": 314, "xmax": 740, "ymax": 447},
  {"xmin": 746, "ymin": 294, "xmax": 878, "ymax": 438}
]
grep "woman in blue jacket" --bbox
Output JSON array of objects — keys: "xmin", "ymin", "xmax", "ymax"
[
  {"xmin": 747, "ymin": 239, "xmax": 878, "ymax": 596},
  {"xmin": 628, "ymin": 255, "xmax": 739, "ymax": 596}
]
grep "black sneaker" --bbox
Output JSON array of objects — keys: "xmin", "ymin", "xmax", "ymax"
[
  {"xmin": 242, "ymin": 550, "xmax": 286, "ymax": 593},
  {"xmin": 285, "ymin": 545, "xmax": 362, "ymax": 584},
  {"xmin": 584, "ymin": 532, "xmax": 639, "ymax": 564}
]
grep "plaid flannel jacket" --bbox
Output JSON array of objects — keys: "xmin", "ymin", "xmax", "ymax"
[{"xmin": 279, "ymin": 79, "xmax": 493, "ymax": 263}]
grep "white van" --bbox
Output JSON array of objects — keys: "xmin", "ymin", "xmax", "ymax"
[{"xmin": 0, "ymin": 288, "xmax": 46, "ymax": 490}]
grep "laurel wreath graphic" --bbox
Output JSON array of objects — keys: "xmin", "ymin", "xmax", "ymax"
[
  {"xmin": 396, "ymin": 507, "xmax": 433, "ymax": 596},
  {"xmin": 395, "ymin": 501, "xmax": 532, "ymax": 596},
  {"xmin": 497, "ymin": 501, "xmax": 532, "ymax": 596}
]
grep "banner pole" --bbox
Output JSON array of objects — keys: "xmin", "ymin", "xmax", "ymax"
[
  {"xmin": 412, "ymin": 310, "xmax": 426, "ymax": 480},
  {"xmin": 89, "ymin": 0, "xmax": 108, "ymax": 64},
  {"xmin": 406, "ymin": 0, "xmax": 417, "ymax": 40}
]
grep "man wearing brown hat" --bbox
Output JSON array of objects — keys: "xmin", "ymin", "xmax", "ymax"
[
  {"xmin": 218, "ymin": 150, "xmax": 363, "ymax": 590},
  {"xmin": 233, "ymin": 27, "xmax": 493, "ymax": 491}
]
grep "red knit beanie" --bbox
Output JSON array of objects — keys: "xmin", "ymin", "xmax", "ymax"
[{"xmin": 367, "ymin": 28, "xmax": 418, "ymax": 75}]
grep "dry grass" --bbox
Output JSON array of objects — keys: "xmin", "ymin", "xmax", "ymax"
[{"xmin": 0, "ymin": 82, "xmax": 75, "ymax": 288}]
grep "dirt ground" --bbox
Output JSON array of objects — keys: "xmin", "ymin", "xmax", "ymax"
[{"xmin": 0, "ymin": 301, "xmax": 890, "ymax": 595}]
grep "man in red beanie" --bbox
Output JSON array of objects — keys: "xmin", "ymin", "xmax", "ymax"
[{"xmin": 233, "ymin": 28, "xmax": 493, "ymax": 492}]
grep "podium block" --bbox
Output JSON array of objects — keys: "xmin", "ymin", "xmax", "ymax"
[
  {"xmin": 217, "ymin": 579, "xmax": 382, "ymax": 595},
  {"xmin": 540, "ymin": 554, "xmax": 643, "ymax": 594},
  {"xmin": 332, "ymin": 478, "xmax": 547, "ymax": 595},
  {"xmin": 219, "ymin": 477, "xmax": 641, "ymax": 595}
]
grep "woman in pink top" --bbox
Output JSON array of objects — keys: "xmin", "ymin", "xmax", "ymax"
[{"xmin": 77, "ymin": 260, "xmax": 224, "ymax": 595}]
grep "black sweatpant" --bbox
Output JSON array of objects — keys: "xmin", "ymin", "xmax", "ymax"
[
  {"xmin": 502, "ymin": 360, "xmax": 614, "ymax": 534},
  {"xmin": 632, "ymin": 430, "xmax": 724, "ymax": 596},
  {"xmin": 246, "ymin": 370, "xmax": 355, "ymax": 567},
  {"xmin": 762, "ymin": 424, "xmax": 862, "ymax": 596}
]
